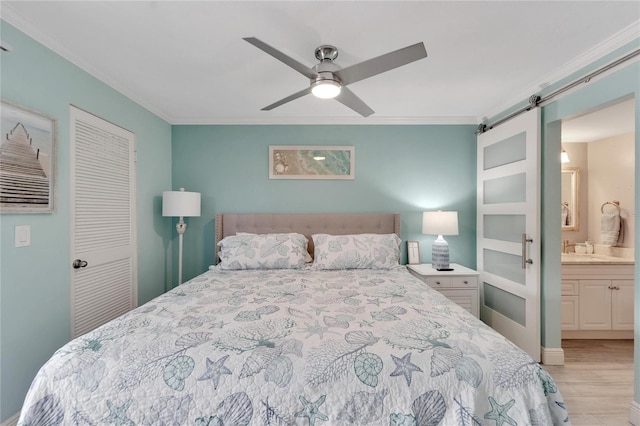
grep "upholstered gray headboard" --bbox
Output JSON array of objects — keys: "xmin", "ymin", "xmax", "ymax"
[{"xmin": 214, "ymin": 213, "xmax": 401, "ymax": 263}]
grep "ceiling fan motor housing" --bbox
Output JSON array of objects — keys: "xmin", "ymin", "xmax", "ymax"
[{"xmin": 311, "ymin": 55, "xmax": 342, "ymax": 87}]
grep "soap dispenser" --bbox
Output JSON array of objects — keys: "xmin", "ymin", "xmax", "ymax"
[{"xmin": 585, "ymin": 240, "xmax": 594, "ymax": 254}]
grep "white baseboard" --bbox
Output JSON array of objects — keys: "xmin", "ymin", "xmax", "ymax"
[
  {"xmin": 541, "ymin": 346, "xmax": 565, "ymax": 365},
  {"xmin": 0, "ymin": 412, "xmax": 19, "ymax": 426},
  {"xmin": 630, "ymin": 400, "xmax": 640, "ymax": 426}
]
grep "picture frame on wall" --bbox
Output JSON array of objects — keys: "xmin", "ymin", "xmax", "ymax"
[
  {"xmin": 269, "ymin": 145, "xmax": 355, "ymax": 180},
  {"xmin": 407, "ymin": 240, "xmax": 421, "ymax": 264},
  {"xmin": 0, "ymin": 99, "xmax": 57, "ymax": 213}
]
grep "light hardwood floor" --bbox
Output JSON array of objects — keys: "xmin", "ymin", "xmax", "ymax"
[{"xmin": 544, "ymin": 340, "xmax": 635, "ymax": 426}]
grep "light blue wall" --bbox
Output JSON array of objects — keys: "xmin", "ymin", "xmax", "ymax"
[
  {"xmin": 171, "ymin": 125, "xmax": 478, "ymax": 282},
  {"xmin": 0, "ymin": 22, "xmax": 173, "ymax": 420}
]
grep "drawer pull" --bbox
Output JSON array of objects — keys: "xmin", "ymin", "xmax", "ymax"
[
  {"xmin": 435, "ymin": 281, "xmax": 441, "ymax": 285},
  {"xmin": 463, "ymin": 280, "xmax": 468, "ymax": 284}
]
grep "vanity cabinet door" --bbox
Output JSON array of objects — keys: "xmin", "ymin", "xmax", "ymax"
[
  {"xmin": 579, "ymin": 280, "xmax": 612, "ymax": 330},
  {"xmin": 612, "ymin": 280, "xmax": 634, "ymax": 330},
  {"xmin": 561, "ymin": 280, "xmax": 579, "ymax": 330},
  {"xmin": 561, "ymin": 296, "xmax": 579, "ymax": 330}
]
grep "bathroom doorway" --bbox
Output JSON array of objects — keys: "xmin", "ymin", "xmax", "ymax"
[
  {"xmin": 561, "ymin": 97, "xmax": 636, "ymax": 256},
  {"xmin": 560, "ymin": 96, "xmax": 635, "ymax": 340},
  {"xmin": 557, "ymin": 97, "xmax": 636, "ymax": 423}
]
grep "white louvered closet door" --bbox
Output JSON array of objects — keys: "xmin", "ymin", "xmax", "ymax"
[{"xmin": 70, "ymin": 106, "xmax": 137, "ymax": 339}]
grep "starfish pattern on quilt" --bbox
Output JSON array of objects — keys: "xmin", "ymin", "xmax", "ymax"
[
  {"xmin": 197, "ymin": 355, "xmax": 232, "ymax": 389},
  {"xmin": 295, "ymin": 395, "xmax": 329, "ymax": 426},
  {"xmin": 389, "ymin": 352, "xmax": 423, "ymax": 386},
  {"xmin": 103, "ymin": 400, "xmax": 134, "ymax": 426},
  {"xmin": 300, "ymin": 320, "xmax": 332, "ymax": 339},
  {"xmin": 484, "ymin": 396, "xmax": 517, "ymax": 426}
]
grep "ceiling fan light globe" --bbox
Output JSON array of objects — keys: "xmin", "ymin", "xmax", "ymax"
[{"xmin": 311, "ymin": 80, "xmax": 342, "ymax": 99}]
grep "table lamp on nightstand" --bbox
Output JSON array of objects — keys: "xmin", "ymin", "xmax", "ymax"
[
  {"xmin": 163, "ymin": 188, "xmax": 201, "ymax": 285},
  {"xmin": 422, "ymin": 210, "xmax": 458, "ymax": 271}
]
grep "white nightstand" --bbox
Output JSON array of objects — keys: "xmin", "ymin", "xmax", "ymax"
[{"xmin": 407, "ymin": 263, "xmax": 480, "ymax": 318}]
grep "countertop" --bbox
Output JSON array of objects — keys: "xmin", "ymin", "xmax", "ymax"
[{"xmin": 561, "ymin": 253, "xmax": 634, "ymax": 265}]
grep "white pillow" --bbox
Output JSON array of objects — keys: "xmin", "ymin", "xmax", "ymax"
[
  {"xmin": 236, "ymin": 232, "xmax": 312, "ymax": 263},
  {"xmin": 218, "ymin": 233, "xmax": 309, "ymax": 270},
  {"xmin": 312, "ymin": 233, "xmax": 401, "ymax": 270}
]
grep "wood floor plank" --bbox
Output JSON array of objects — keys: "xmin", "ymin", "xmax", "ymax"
[{"xmin": 544, "ymin": 339, "xmax": 634, "ymax": 426}]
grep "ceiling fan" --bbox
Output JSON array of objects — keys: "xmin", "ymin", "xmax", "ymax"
[{"xmin": 243, "ymin": 37, "xmax": 428, "ymax": 117}]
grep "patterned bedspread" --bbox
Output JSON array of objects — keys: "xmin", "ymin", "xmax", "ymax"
[{"xmin": 19, "ymin": 266, "xmax": 569, "ymax": 425}]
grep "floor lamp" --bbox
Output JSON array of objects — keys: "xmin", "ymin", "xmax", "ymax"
[{"xmin": 163, "ymin": 188, "xmax": 201, "ymax": 285}]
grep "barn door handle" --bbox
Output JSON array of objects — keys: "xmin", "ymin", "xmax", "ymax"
[
  {"xmin": 522, "ymin": 234, "xmax": 533, "ymax": 268},
  {"xmin": 73, "ymin": 259, "xmax": 88, "ymax": 269}
]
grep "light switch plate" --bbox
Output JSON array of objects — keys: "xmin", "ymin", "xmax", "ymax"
[{"xmin": 15, "ymin": 225, "xmax": 30, "ymax": 247}]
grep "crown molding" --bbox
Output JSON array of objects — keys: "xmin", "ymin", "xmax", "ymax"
[
  {"xmin": 483, "ymin": 20, "xmax": 640, "ymax": 122},
  {"xmin": 169, "ymin": 115, "xmax": 478, "ymax": 125}
]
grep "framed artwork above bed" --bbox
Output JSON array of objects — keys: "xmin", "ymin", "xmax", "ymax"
[{"xmin": 269, "ymin": 145, "xmax": 355, "ymax": 180}]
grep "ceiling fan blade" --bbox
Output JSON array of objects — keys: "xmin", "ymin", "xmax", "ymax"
[
  {"xmin": 243, "ymin": 37, "xmax": 319, "ymax": 80},
  {"xmin": 262, "ymin": 87, "xmax": 313, "ymax": 111},
  {"xmin": 335, "ymin": 87, "xmax": 375, "ymax": 117},
  {"xmin": 334, "ymin": 42, "xmax": 427, "ymax": 86}
]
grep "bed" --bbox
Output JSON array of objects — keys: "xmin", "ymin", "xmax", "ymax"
[{"xmin": 19, "ymin": 213, "xmax": 569, "ymax": 425}]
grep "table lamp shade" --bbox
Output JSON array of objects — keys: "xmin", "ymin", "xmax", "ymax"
[
  {"xmin": 163, "ymin": 189, "xmax": 201, "ymax": 217},
  {"xmin": 422, "ymin": 211, "xmax": 458, "ymax": 236},
  {"xmin": 422, "ymin": 211, "xmax": 458, "ymax": 270}
]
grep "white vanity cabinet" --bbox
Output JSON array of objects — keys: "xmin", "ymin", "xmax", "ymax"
[{"xmin": 561, "ymin": 263, "xmax": 634, "ymax": 339}]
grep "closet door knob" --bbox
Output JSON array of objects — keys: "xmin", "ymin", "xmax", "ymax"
[{"xmin": 73, "ymin": 259, "xmax": 88, "ymax": 269}]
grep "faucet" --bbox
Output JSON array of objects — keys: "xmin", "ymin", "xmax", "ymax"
[{"xmin": 562, "ymin": 240, "xmax": 575, "ymax": 254}]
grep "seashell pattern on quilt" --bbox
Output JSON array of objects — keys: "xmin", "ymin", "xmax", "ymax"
[{"xmin": 18, "ymin": 267, "xmax": 569, "ymax": 425}]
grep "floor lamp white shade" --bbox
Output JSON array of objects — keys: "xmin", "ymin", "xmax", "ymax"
[
  {"xmin": 163, "ymin": 188, "xmax": 201, "ymax": 285},
  {"xmin": 422, "ymin": 211, "xmax": 459, "ymax": 270}
]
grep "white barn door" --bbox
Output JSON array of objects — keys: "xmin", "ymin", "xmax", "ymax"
[
  {"xmin": 70, "ymin": 106, "xmax": 137, "ymax": 338},
  {"xmin": 477, "ymin": 109, "xmax": 541, "ymax": 361}
]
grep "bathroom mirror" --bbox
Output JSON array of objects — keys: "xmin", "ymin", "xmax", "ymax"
[{"xmin": 561, "ymin": 167, "xmax": 580, "ymax": 231}]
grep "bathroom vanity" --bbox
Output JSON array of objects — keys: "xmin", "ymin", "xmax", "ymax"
[{"xmin": 561, "ymin": 254, "xmax": 634, "ymax": 339}]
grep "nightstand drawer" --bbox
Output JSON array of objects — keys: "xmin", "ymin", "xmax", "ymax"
[
  {"xmin": 451, "ymin": 276, "xmax": 478, "ymax": 288},
  {"xmin": 424, "ymin": 276, "xmax": 452, "ymax": 288},
  {"xmin": 423, "ymin": 276, "xmax": 477, "ymax": 289}
]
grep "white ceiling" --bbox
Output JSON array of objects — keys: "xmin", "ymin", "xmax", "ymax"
[
  {"xmin": 562, "ymin": 98, "xmax": 636, "ymax": 143},
  {"xmin": 2, "ymin": 1, "xmax": 639, "ymax": 125}
]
